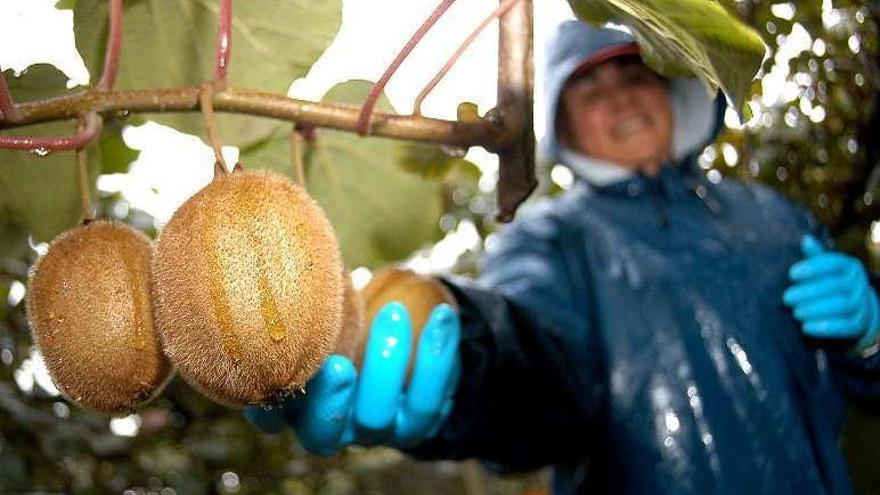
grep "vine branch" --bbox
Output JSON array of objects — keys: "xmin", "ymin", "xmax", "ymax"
[
  {"xmin": 214, "ymin": 0, "xmax": 232, "ymax": 91},
  {"xmin": 356, "ymin": 0, "xmax": 457, "ymax": 135},
  {"xmin": 97, "ymin": 0, "xmax": 124, "ymax": 91},
  {"xmin": 76, "ymin": 116, "xmax": 94, "ymax": 223},
  {"xmin": 0, "ymin": 112, "xmax": 102, "ymax": 151},
  {"xmin": 414, "ymin": 0, "xmax": 523, "ymax": 115},
  {"xmin": 0, "ymin": 87, "xmax": 506, "ymax": 150},
  {"xmin": 0, "ymin": 66, "xmax": 16, "ymax": 121},
  {"xmin": 495, "ymin": 0, "xmax": 535, "ymax": 222},
  {"xmin": 289, "ymin": 126, "xmax": 306, "ymax": 188}
]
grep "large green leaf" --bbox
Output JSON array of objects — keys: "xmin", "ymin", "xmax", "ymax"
[
  {"xmin": 567, "ymin": 0, "xmax": 766, "ymax": 109},
  {"xmin": 0, "ymin": 122, "xmax": 100, "ymax": 242},
  {"xmin": 96, "ymin": 118, "xmax": 140, "ymax": 174},
  {"xmin": 0, "ymin": 219, "xmax": 29, "ymax": 265},
  {"xmin": 72, "ymin": 0, "xmax": 342, "ymax": 146},
  {"xmin": 0, "ymin": 66, "xmax": 137, "ymax": 242},
  {"xmin": 239, "ymin": 81, "xmax": 448, "ymax": 269},
  {"xmin": 1, "ymin": 64, "xmax": 78, "ymax": 103},
  {"xmin": 55, "ymin": 0, "xmax": 77, "ymax": 10}
]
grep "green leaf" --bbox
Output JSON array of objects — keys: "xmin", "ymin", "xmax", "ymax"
[
  {"xmin": 399, "ymin": 144, "xmax": 480, "ymax": 181},
  {"xmin": 240, "ymin": 81, "xmax": 448, "ymax": 268},
  {"xmin": 567, "ymin": 0, "xmax": 766, "ymax": 109},
  {"xmin": 97, "ymin": 119, "xmax": 139, "ymax": 174},
  {"xmin": 0, "ymin": 67, "xmax": 135, "ymax": 241},
  {"xmin": 72, "ymin": 0, "xmax": 342, "ymax": 146},
  {"xmin": 0, "ymin": 123, "xmax": 100, "ymax": 242},
  {"xmin": 55, "ymin": 0, "xmax": 76, "ymax": 10},
  {"xmin": 0, "ymin": 219, "xmax": 29, "ymax": 265},
  {"xmin": 2, "ymin": 64, "xmax": 77, "ymax": 103}
]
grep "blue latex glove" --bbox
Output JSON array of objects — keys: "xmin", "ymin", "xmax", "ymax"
[
  {"xmin": 244, "ymin": 302, "xmax": 461, "ymax": 454},
  {"xmin": 783, "ymin": 235, "xmax": 880, "ymax": 352}
]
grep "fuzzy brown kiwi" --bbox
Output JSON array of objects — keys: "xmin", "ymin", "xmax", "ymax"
[
  {"xmin": 26, "ymin": 220, "xmax": 172, "ymax": 415},
  {"xmin": 152, "ymin": 170, "xmax": 344, "ymax": 407},
  {"xmin": 334, "ymin": 269, "xmax": 367, "ymax": 366},
  {"xmin": 359, "ymin": 267, "xmax": 456, "ymax": 376}
]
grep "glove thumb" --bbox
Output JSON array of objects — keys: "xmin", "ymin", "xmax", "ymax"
[{"xmin": 801, "ymin": 235, "xmax": 825, "ymax": 258}]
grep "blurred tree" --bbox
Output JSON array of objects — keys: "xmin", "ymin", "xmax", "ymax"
[
  {"xmin": 706, "ymin": 2, "xmax": 880, "ymax": 492},
  {"xmin": 709, "ymin": 0, "xmax": 878, "ymax": 258}
]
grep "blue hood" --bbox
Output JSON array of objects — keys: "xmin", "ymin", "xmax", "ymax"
[{"xmin": 541, "ymin": 20, "xmax": 723, "ymax": 185}]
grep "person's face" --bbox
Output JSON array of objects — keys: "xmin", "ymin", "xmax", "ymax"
[{"xmin": 559, "ymin": 58, "xmax": 673, "ymax": 174}]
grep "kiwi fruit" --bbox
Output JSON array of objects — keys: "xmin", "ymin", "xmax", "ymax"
[
  {"xmin": 152, "ymin": 170, "xmax": 343, "ymax": 407},
  {"xmin": 358, "ymin": 267, "xmax": 456, "ymax": 375},
  {"xmin": 334, "ymin": 269, "xmax": 367, "ymax": 366},
  {"xmin": 26, "ymin": 220, "xmax": 171, "ymax": 415}
]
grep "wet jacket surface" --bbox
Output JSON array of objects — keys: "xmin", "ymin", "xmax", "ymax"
[{"xmin": 406, "ymin": 21, "xmax": 880, "ymax": 495}]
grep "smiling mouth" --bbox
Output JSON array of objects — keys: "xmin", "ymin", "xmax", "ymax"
[{"xmin": 612, "ymin": 115, "xmax": 653, "ymax": 138}]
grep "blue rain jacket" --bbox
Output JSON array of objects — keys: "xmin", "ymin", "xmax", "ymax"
[{"xmin": 406, "ymin": 21, "xmax": 880, "ymax": 494}]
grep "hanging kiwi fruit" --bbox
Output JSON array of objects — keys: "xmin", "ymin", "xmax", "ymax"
[
  {"xmin": 26, "ymin": 220, "xmax": 172, "ymax": 415},
  {"xmin": 334, "ymin": 269, "xmax": 368, "ymax": 367},
  {"xmin": 353, "ymin": 267, "xmax": 457, "ymax": 379},
  {"xmin": 151, "ymin": 168, "xmax": 344, "ymax": 407}
]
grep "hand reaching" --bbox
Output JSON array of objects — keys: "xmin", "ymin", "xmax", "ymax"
[
  {"xmin": 244, "ymin": 302, "xmax": 461, "ymax": 454},
  {"xmin": 784, "ymin": 235, "xmax": 880, "ymax": 352}
]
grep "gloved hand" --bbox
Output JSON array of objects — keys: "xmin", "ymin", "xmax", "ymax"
[
  {"xmin": 783, "ymin": 235, "xmax": 880, "ymax": 351},
  {"xmin": 244, "ymin": 302, "xmax": 461, "ymax": 454}
]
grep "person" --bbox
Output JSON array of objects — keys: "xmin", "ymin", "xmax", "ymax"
[{"xmin": 246, "ymin": 20, "xmax": 880, "ymax": 494}]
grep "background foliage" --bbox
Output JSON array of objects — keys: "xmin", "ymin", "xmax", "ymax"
[{"xmin": 0, "ymin": 0, "xmax": 878, "ymax": 493}]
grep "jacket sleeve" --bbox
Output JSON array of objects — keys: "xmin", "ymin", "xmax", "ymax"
[
  {"xmin": 823, "ymin": 272, "xmax": 880, "ymax": 405},
  {"xmin": 403, "ymin": 211, "xmax": 605, "ymax": 472}
]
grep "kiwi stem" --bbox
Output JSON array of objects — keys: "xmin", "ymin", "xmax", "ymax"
[
  {"xmin": 76, "ymin": 115, "xmax": 95, "ymax": 222},
  {"xmin": 355, "ymin": 0, "xmax": 457, "ymax": 136},
  {"xmin": 0, "ymin": 65, "xmax": 16, "ymax": 121},
  {"xmin": 413, "ymin": 0, "xmax": 523, "ymax": 116},
  {"xmin": 289, "ymin": 126, "xmax": 306, "ymax": 189},
  {"xmin": 97, "ymin": 0, "xmax": 124, "ymax": 92},
  {"xmin": 199, "ymin": 83, "xmax": 228, "ymax": 175},
  {"xmin": 0, "ymin": 111, "xmax": 102, "ymax": 151},
  {"xmin": 213, "ymin": 0, "xmax": 232, "ymax": 92}
]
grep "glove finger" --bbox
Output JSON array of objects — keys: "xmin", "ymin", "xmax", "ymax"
[
  {"xmin": 392, "ymin": 304, "xmax": 461, "ymax": 446},
  {"xmin": 793, "ymin": 294, "xmax": 860, "ymax": 322},
  {"xmin": 783, "ymin": 276, "xmax": 852, "ymax": 307},
  {"xmin": 295, "ymin": 355, "xmax": 357, "ymax": 456},
  {"xmin": 803, "ymin": 312, "xmax": 867, "ymax": 340},
  {"xmin": 353, "ymin": 302, "xmax": 412, "ymax": 434},
  {"xmin": 425, "ymin": 353, "xmax": 463, "ymax": 439},
  {"xmin": 789, "ymin": 253, "xmax": 851, "ymax": 282},
  {"xmin": 443, "ymin": 354, "xmax": 462, "ymax": 402}
]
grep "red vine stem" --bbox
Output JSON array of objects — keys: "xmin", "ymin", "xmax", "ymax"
[
  {"xmin": 97, "ymin": 0, "xmax": 124, "ymax": 91},
  {"xmin": 0, "ymin": 67, "xmax": 16, "ymax": 120},
  {"xmin": 356, "ymin": 0, "xmax": 456, "ymax": 136},
  {"xmin": 0, "ymin": 113, "xmax": 102, "ymax": 151},
  {"xmin": 413, "ymin": 0, "xmax": 522, "ymax": 115},
  {"xmin": 214, "ymin": 0, "xmax": 232, "ymax": 91}
]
